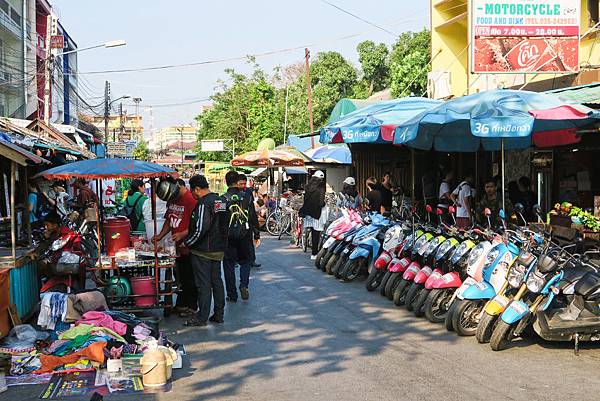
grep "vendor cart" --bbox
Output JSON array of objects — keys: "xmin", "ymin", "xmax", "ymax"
[{"xmin": 35, "ymin": 158, "xmax": 177, "ymax": 316}]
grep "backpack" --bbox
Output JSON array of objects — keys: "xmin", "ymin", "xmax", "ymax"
[
  {"xmin": 223, "ymin": 192, "xmax": 250, "ymax": 240},
  {"xmin": 121, "ymin": 194, "xmax": 144, "ymax": 230}
]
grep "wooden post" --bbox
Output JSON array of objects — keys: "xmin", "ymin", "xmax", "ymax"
[
  {"xmin": 10, "ymin": 161, "xmax": 16, "ymax": 263},
  {"xmin": 151, "ymin": 178, "xmax": 159, "ymax": 301}
]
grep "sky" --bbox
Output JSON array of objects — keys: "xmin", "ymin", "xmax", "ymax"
[{"xmin": 51, "ymin": 0, "xmax": 429, "ymax": 138}]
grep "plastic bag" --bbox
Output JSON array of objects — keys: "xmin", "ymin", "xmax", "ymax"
[
  {"xmin": 58, "ymin": 251, "xmax": 81, "ymax": 264},
  {"xmin": 0, "ymin": 324, "xmax": 47, "ymax": 349}
]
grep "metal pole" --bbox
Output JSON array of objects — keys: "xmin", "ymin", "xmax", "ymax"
[
  {"xmin": 180, "ymin": 126, "xmax": 184, "ymax": 171},
  {"xmin": 411, "ymin": 149, "xmax": 415, "ymax": 203},
  {"xmin": 283, "ymin": 85, "xmax": 289, "ymax": 145},
  {"xmin": 501, "ymin": 139, "xmax": 506, "ymax": 212},
  {"xmin": 10, "ymin": 162, "xmax": 16, "ymax": 263},
  {"xmin": 104, "ymin": 81, "xmax": 110, "ymax": 144},
  {"xmin": 43, "ymin": 15, "xmax": 53, "ymax": 124},
  {"xmin": 305, "ymin": 48, "xmax": 314, "ymax": 148}
]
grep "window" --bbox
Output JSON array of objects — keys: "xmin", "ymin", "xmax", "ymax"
[
  {"xmin": 10, "ymin": 7, "xmax": 20, "ymax": 26},
  {"xmin": 589, "ymin": 0, "xmax": 600, "ymax": 25},
  {"xmin": 0, "ymin": 0, "xmax": 8, "ymax": 15}
]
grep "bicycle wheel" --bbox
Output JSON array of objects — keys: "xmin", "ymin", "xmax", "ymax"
[
  {"xmin": 278, "ymin": 213, "xmax": 291, "ymax": 240},
  {"xmin": 266, "ymin": 211, "xmax": 281, "ymax": 236}
]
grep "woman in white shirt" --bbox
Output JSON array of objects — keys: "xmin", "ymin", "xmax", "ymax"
[{"xmin": 450, "ymin": 172, "xmax": 474, "ymax": 228}]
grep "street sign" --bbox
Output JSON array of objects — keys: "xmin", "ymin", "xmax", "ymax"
[
  {"xmin": 471, "ymin": 0, "xmax": 580, "ymax": 74},
  {"xmin": 50, "ymin": 35, "xmax": 64, "ymax": 49},
  {"xmin": 201, "ymin": 140, "xmax": 225, "ymax": 152},
  {"xmin": 106, "ymin": 142, "xmax": 127, "ymax": 156}
]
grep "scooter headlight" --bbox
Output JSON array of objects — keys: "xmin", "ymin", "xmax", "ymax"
[
  {"xmin": 467, "ymin": 243, "xmax": 485, "ymax": 266},
  {"xmin": 526, "ymin": 272, "xmax": 545, "ymax": 293},
  {"xmin": 483, "ymin": 247, "xmax": 501, "ymax": 269},
  {"xmin": 507, "ymin": 269, "xmax": 524, "ymax": 288},
  {"xmin": 435, "ymin": 241, "xmax": 453, "ymax": 261}
]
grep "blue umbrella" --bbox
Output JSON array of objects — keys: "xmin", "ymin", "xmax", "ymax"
[
  {"xmin": 305, "ymin": 145, "xmax": 352, "ymax": 164},
  {"xmin": 393, "ymin": 89, "xmax": 600, "ymax": 151},
  {"xmin": 35, "ymin": 158, "xmax": 176, "ymax": 180},
  {"xmin": 320, "ymin": 97, "xmax": 443, "ymax": 144}
]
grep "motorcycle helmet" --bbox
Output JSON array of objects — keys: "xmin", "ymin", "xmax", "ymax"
[{"xmin": 157, "ymin": 179, "xmax": 179, "ymax": 202}]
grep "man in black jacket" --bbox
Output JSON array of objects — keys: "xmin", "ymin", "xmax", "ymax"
[
  {"xmin": 223, "ymin": 171, "xmax": 260, "ymax": 302},
  {"xmin": 183, "ymin": 175, "xmax": 227, "ymax": 326}
]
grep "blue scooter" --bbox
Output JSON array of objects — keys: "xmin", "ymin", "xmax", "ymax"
[{"xmin": 340, "ymin": 214, "xmax": 392, "ymax": 282}]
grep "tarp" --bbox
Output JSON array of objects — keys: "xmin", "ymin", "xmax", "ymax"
[
  {"xmin": 320, "ymin": 97, "xmax": 443, "ymax": 144},
  {"xmin": 304, "ymin": 145, "xmax": 351, "ymax": 164},
  {"xmin": 35, "ymin": 158, "xmax": 176, "ymax": 180},
  {"xmin": 327, "ymin": 98, "xmax": 383, "ymax": 123},
  {"xmin": 393, "ymin": 89, "xmax": 600, "ymax": 152}
]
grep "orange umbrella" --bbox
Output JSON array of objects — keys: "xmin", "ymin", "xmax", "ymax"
[{"xmin": 231, "ymin": 148, "xmax": 305, "ymax": 167}]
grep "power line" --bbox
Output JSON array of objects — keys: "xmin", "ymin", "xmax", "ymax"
[{"xmin": 320, "ymin": 0, "xmax": 397, "ymax": 38}]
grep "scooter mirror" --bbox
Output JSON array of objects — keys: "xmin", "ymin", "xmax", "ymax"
[
  {"xmin": 533, "ymin": 204, "xmax": 542, "ymax": 215},
  {"xmin": 436, "ymin": 208, "xmax": 443, "ymax": 215},
  {"xmin": 448, "ymin": 205, "xmax": 456, "ymax": 214},
  {"xmin": 426, "ymin": 205, "xmax": 433, "ymax": 213},
  {"xmin": 514, "ymin": 203, "xmax": 525, "ymax": 214},
  {"xmin": 484, "ymin": 208, "xmax": 492, "ymax": 217}
]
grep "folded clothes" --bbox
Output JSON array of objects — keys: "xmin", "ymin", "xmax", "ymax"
[
  {"xmin": 77, "ymin": 311, "xmax": 127, "ymax": 335},
  {"xmin": 35, "ymin": 341, "xmax": 106, "ymax": 373}
]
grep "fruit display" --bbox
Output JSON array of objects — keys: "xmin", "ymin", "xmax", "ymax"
[{"xmin": 549, "ymin": 202, "xmax": 600, "ymax": 232}]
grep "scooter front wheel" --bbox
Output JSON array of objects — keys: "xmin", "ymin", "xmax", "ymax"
[
  {"xmin": 476, "ymin": 311, "xmax": 498, "ymax": 344},
  {"xmin": 379, "ymin": 271, "xmax": 393, "ymax": 296},
  {"xmin": 490, "ymin": 320, "xmax": 516, "ymax": 351},
  {"xmin": 366, "ymin": 269, "xmax": 385, "ymax": 291},
  {"xmin": 425, "ymin": 288, "xmax": 454, "ymax": 324},
  {"xmin": 445, "ymin": 300, "xmax": 457, "ymax": 331},
  {"xmin": 413, "ymin": 288, "xmax": 430, "ymax": 317},
  {"xmin": 325, "ymin": 254, "xmax": 338, "ymax": 275},
  {"xmin": 342, "ymin": 258, "xmax": 364, "ymax": 282},
  {"xmin": 333, "ymin": 255, "xmax": 349, "ymax": 278},
  {"xmin": 405, "ymin": 283, "xmax": 422, "ymax": 312},
  {"xmin": 452, "ymin": 299, "xmax": 485, "ymax": 336},
  {"xmin": 393, "ymin": 279, "xmax": 410, "ymax": 306},
  {"xmin": 385, "ymin": 272, "xmax": 402, "ymax": 300},
  {"xmin": 315, "ymin": 247, "xmax": 327, "ymax": 269}
]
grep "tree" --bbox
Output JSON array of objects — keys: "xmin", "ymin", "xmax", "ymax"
[
  {"xmin": 356, "ymin": 40, "xmax": 389, "ymax": 96},
  {"xmin": 132, "ymin": 140, "xmax": 150, "ymax": 161},
  {"xmin": 389, "ymin": 29, "xmax": 431, "ymax": 97}
]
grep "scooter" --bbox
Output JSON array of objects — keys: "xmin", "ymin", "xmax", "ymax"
[
  {"xmin": 341, "ymin": 214, "xmax": 392, "ymax": 282},
  {"xmin": 333, "ymin": 214, "xmax": 382, "ymax": 279},
  {"xmin": 39, "ymin": 230, "xmax": 87, "ymax": 293},
  {"xmin": 380, "ymin": 229, "xmax": 425, "ymax": 298},
  {"xmin": 366, "ymin": 221, "xmax": 409, "ymax": 291},
  {"xmin": 319, "ymin": 209, "xmax": 363, "ymax": 272}
]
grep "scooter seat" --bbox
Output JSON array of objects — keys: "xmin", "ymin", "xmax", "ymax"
[{"xmin": 574, "ymin": 272, "xmax": 600, "ymax": 298}]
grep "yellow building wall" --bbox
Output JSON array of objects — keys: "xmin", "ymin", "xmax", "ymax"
[{"xmin": 431, "ymin": 0, "xmax": 600, "ymax": 97}]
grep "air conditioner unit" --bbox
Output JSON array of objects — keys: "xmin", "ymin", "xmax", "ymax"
[{"xmin": 427, "ymin": 71, "xmax": 452, "ymax": 99}]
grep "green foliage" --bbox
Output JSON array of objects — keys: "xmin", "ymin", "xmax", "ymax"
[
  {"xmin": 356, "ymin": 40, "xmax": 389, "ymax": 96},
  {"xmin": 389, "ymin": 29, "xmax": 431, "ymax": 97},
  {"xmin": 132, "ymin": 140, "xmax": 150, "ymax": 161},
  {"xmin": 194, "ymin": 31, "xmax": 431, "ymax": 159}
]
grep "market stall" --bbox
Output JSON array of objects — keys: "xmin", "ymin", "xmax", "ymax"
[{"xmin": 34, "ymin": 158, "xmax": 177, "ymax": 315}]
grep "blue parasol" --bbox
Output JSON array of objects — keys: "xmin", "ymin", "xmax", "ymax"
[
  {"xmin": 320, "ymin": 97, "xmax": 443, "ymax": 144},
  {"xmin": 35, "ymin": 158, "xmax": 177, "ymax": 180},
  {"xmin": 305, "ymin": 145, "xmax": 352, "ymax": 164}
]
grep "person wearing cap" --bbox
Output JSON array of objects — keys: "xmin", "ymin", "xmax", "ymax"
[
  {"xmin": 340, "ymin": 177, "xmax": 361, "ymax": 209},
  {"xmin": 47, "ymin": 181, "xmax": 71, "ymax": 219},
  {"xmin": 299, "ymin": 170, "xmax": 327, "ymax": 259},
  {"xmin": 183, "ymin": 175, "xmax": 227, "ymax": 326}
]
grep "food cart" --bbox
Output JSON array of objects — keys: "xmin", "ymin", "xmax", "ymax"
[{"xmin": 35, "ymin": 158, "xmax": 178, "ymax": 316}]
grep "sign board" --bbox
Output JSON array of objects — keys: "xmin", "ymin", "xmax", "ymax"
[
  {"xmin": 50, "ymin": 35, "xmax": 64, "ymax": 49},
  {"xmin": 201, "ymin": 140, "xmax": 225, "ymax": 152},
  {"xmin": 471, "ymin": 0, "xmax": 580, "ymax": 74},
  {"xmin": 106, "ymin": 142, "xmax": 127, "ymax": 156}
]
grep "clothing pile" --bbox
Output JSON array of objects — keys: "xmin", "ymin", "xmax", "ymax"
[{"xmin": 0, "ymin": 290, "xmax": 181, "ymax": 396}]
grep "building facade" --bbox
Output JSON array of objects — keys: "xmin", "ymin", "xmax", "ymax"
[
  {"xmin": 149, "ymin": 124, "xmax": 196, "ymax": 151},
  {"xmin": 429, "ymin": 0, "xmax": 600, "ymax": 98},
  {"xmin": 0, "ymin": 0, "xmax": 26, "ymax": 118}
]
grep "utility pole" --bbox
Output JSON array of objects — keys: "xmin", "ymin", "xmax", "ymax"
[
  {"xmin": 133, "ymin": 97, "xmax": 142, "ymax": 141},
  {"xmin": 283, "ymin": 84, "xmax": 289, "ymax": 145},
  {"xmin": 104, "ymin": 80, "xmax": 111, "ymax": 144},
  {"xmin": 305, "ymin": 48, "xmax": 314, "ymax": 148},
  {"xmin": 118, "ymin": 102, "xmax": 124, "ymax": 142},
  {"xmin": 178, "ymin": 125, "xmax": 184, "ymax": 171},
  {"xmin": 43, "ymin": 14, "xmax": 57, "ymax": 124}
]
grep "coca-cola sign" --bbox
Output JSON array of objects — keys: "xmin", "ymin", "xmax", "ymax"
[{"xmin": 472, "ymin": 0, "xmax": 580, "ymax": 74}]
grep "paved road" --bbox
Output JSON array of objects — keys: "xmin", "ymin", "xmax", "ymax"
[{"xmin": 9, "ymin": 236, "xmax": 600, "ymax": 400}]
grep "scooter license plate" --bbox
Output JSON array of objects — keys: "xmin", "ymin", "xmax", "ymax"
[
  {"xmin": 511, "ymin": 302, "xmax": 527, "ymax": 315},
  {"xmin": 493, "ymin": 295, "xmax": 510, "ymax": 308},
  {"xmin": 343, "ymin": 248, "xmax": 350, "ymax": 254}
]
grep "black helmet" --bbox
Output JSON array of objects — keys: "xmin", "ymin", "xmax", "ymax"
[{"xmin": 156, "ymin": 179, "xmax": 179, "ymax": 202}]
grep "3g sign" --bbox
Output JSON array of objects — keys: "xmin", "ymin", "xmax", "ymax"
[{"xmin": 473, "ymin": 122, "xmax": 490, "ymax": 135}]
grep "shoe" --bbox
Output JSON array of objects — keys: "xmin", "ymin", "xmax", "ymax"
[
  {"xmin": 226, "ymin": 296, "xmax": 237, "ymax": 303},
  {"xmin": 240, "ymin": 287, "xmax": 249, "ymax": 300},
  {"xmin": 183, "ymin": 318, "xmax": 207, "ymax": 327},
  {"xmin": 251, "ymin": 262, "xmax": 262, "ymax": 268},
  {"xmin": 209, "ymin": 315, "xmax": 224, "ymax": 323},
  {"xmin": 310, "ymin": 255, "xmax": 317, "ymax": 260}
]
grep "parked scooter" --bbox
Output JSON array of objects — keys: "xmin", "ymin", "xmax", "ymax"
[{"xmin": 366, "ymin": 222, "xmax": 408, "ymax": 291}]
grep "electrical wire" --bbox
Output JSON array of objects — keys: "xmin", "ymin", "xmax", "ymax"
[{"xmin": 319, "ymin": 0, "xmax": 397, "ymax": 38}]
